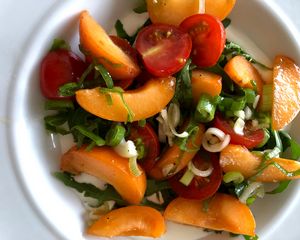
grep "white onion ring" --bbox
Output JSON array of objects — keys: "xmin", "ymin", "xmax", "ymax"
[
  {"xmin": 188, "ymin": 161, "xmax": 213, "ymax": 177},
  {"xmin": 202, "ymin": 127, "xmax": 231, "ymax": 152},
  {"xmin": 239, "ymin": 182, "xmax": 264, "ymax": 204}
]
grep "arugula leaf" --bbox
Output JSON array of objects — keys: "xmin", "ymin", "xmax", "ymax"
[
  {"xmin": 54, "ymin": 172, "xmax": 127, "ymax": 206},
  {"xmin": 59, "ymin": 82, "xmax": 81, "ymax": 97},
  {"xmin": 44, "ymin": 100, "xmax": 74, "ymax": 111},
  {"xmin": 267, "ymin": 180, "xmax": 291, "ymax": 194},
  {"xmin": 222, "ymin": 18, "xmax": 231, "ymax": 28},
  {"xmin": 114, "ymin": 18, "xmax": 151, "ymax": 45},
  {"xmin": 50, "ymin": 38, "xmax": 70, "ymax": 52},
  {"xmin": 145, "ymin": 179, "xmax": 171, "ymax": 196},
  {"xmin": 133, "ymin": 0, "xmax": 147, "ymax": 14},
  {"xmin": 243, "ymin": 235, "xmax": 259, "ymax": 240},
  {"xmin": 291, "ymin": 139, "xmax": 300, "ymax": 160},
  {"xmin": 173, "ymin": 59, "xmax": 193, "ymax": 109},
  {"xmin": 44, "ymin": 112, "xmax": 70, "ymax": 135},
  {"xmin": 94, "ymin": 64, "xmax": 114, "ymax": 89},
  {"xmin": 222, "ymin": 40, "xmax": 271, "ymax": 69},
  {"xmin": 72, "ymin": 125, "xmax": 106, "ymax": 146}
]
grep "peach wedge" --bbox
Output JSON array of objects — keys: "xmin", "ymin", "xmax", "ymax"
[
  {"xmin": 272, "ymin": 55, "xmax": 300, "ymax": 130},
  {"xmin": 61, "ymin": 146, "xmax": 146, "ymax": 204},
  {"xmin": 149, "ymin": 123, "xmax": 205, "ymax": 180},
  {"xmin": 76, "ymin": 76, "xmax": 176, "ymax": 122},
  {"xmin": 220, "ymin": 144, "xmax": 300, "ymax": 182},
  {"xmin": 79, "ymin": 10, "xmax": 140, "ymax": 80},
  {"xmin": 87, "ymin": 206, "xmax": 165, "ymax": 238},
  {"xmin": 164, "ymin": 194, "xmax": 256, "ymax": 236}
]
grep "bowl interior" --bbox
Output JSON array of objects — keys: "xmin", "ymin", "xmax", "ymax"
[{"xmin": 8, "ymin": 0, "xmax": 300, "ymax": 239}]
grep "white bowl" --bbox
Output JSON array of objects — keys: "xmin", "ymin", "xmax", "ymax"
[{"xmin": 8, "ymin": 0, "xmax": 300, "ymax": 239}]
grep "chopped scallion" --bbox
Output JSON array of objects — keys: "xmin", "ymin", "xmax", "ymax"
[
  {"xmin": 223, "ymin": 171, "xmax": 244, "ymax": 184},
  {"xmin": 260, "ymin": 84, "xmax": 273, "ymax": 112},
  {"xmin": 129, "ymin": 157, "xmax": 142, "ymax": 176},
  {"xmin": 179, "ymin": 169, "xmax": 194, "ymax": 186},
  {"xmin": 95, "ymin": 64, "xmax": 114, "ymax": 89},
  {"xmin": 105, "ymin": 125, "xmax": 126, "ymax": 147},
  {"xmin": 195, "ymin": 94, "xmax": 219, "ymax": 123},
  {"xmin": 72, "ymin": 125, "xmax": 105, "ymax": 146},
  {"xmin": 256, "ymin": 128, "xmax": 270, "ymax": 148}
]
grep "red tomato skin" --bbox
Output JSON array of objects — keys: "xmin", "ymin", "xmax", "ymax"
[
  {"xmin": 135, "ymin": 24, "xmax": 192, "ymax": 77},
  {"xmin": 128, "ymin": 123, "xmax": 160, "ymax": 173},
  {"xmin": 169, "ymin": 153, "xmax": 222, "ymax": 200},
  {"xmin": 40, "ymin": 49, "xmax": 86, "ymax": 99},
  {"xmin": 180, "ymin": 14, "xmax": 226, "ymax": 67},
  {"xmin": 213, "ymin": 113, "xmax": 265, "ymax": 149}
]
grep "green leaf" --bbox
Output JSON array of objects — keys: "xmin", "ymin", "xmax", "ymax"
[
  {"xmin": 291, "ymin": 139, "xmax": 300, "ymax": 160},
  {"xmin": 223, "ymin": 40, "xmax": 271, "ymax": 70},
  {"xmin": 44, "ymin": 112, "xmax": 70, "ymax": 135},
  {"xmin": 145, "ymin": 179, "xmax": 171, "ymax": 196},
  {"xmin": 243, "ymin": 234, "xmax": 259, "ymax": 240},
  {"xmin": 53, "ymin": 172, "xmax": 127, "ymax": 206},
  {"xmin": 133, "ymin": 0, "xmax": 147, "ymax": 13},
  {"xmin": 94, "ymin": 64, "xmax": 114, "ymax": 89},
  {"xmin": 44, "ymin": 100, "xmax": 74, "ymax": 111},
  {"xmin": 221, "ymin": 18, "xmax": 231, "ymax": 28},
  {"xmin": 114, "ymin": 18, "xmax": 151, "ymax": 45},
  {"xmin": 173, "ymin": 59, "xmax": 193, "ymax": 108},
  {"xmin": 267, "ymin": 180, "xmax": 291, "ymax": 194},
  {"xmin": 50, "ymin": 38, "xmax": 70, "ymax": 51},
  {"xmin": 72, "ymin": 125, "xmax": 106, "ymax": 146},
  {"xmin": 59, "ymin": 82, "xmax": 80, "ymax": 97},
  {"xmin": 195, "ymin": 94, "xmax": 220, "ymax": 123}
]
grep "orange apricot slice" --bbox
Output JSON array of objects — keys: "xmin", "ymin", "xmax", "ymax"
[
  {"xmin": 205, "ymin": 0, "xmax": 237, "ymax": 20},
  {"xmin": 224, "ymin": 55, "xmax": 263, "ymax": 98},
  {"xmin": 191, "ymin": 69, "xmax": 222, "ymax": 103},
  {"xmin": 149, "ymin": 123, "xmax": 205, "ymax": 180},
  {"xmin": 272, "ymin": 55, "xmax": 300, "ymax": 130},
  {"xmin": 61, "ymin": 146, "xmax": 146, "ymax": 204},
  {"xmin": 146, "ymin": 0, "xmax": 199, "ymax": 26},
  {"xmin": 76, "ymin": 77, "xmax": 176, "ymax": 122},
  {"xmin": 164, "ymin": 193, "xmax": 256, "ymax": 236},
  {"xmin": 87, "ymin": 206, "xmax": 165, "ymax": 238},
  {"xmin": 220, "ymin": 144, "xmax": 300, "ymax": 182},
  {"xmin": 79, "ymin": 10, "xmax": 140, "ymax": 80}
]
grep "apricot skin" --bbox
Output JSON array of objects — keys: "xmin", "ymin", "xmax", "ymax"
[
  {"xmin": 75, "ymin": 77, "xmax": 176, "ymax": 122},
  {"xmin": 60, "ymin": 146, "xmax": 146, "ymax": 204}
]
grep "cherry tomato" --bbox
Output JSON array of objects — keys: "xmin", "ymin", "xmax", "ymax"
[
  {"xmin": 135, "ymin": 24, "xmax": 192, "ymax": 77},
  {"xmin": 169, "ymin": 152, "xmax": 222, "ymax": 200},
  {"xmin": 180, "ymin": 14, "xmax": 226, "ymax": 67},
  {"xmin": 128, "ymin": 123, "xmax": 160, "ymax": 173},
  {"xmin": 40, "ymin": 49, "xmax": 86, "ymax": 99},
  {"xmin": 214, "ymin": 113, "xmax": 265, "ymax": 149}
]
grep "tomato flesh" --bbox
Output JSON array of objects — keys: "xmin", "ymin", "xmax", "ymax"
[
  {"xmin": 128, "ymin": 123, "xmax": 160, "ymax": 173},
  {"xmin": 40, "ymin": 49, "xmax": 86, "ymax": 99},
  {"xmin": 135, "ymin": 24, "xmax": 192, "ymax": 77},
  {"xmin": 180, "ymin": 14, "xmax": 226, "ymax": 68},
  {"xmin": 169, "ymin": 153, "xmax": 222, "ymax": 200},
  {"xmin": 214, "ymin": 113, "xmax": 265, "ymax": 149}
]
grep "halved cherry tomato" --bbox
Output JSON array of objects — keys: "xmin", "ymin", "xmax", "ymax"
[
  {"xmin": 180, "ymin": 14, "xmax": 226, "ymax": 68},
  {"xmin": 135, "ymin": 24, "xmax": 192, "ymax": 77},
  {"xmin": 128, "ymin": 123, "xmax": 160, "ymax": 173},
  {"xmin": 169, "ymin": 152, "xmax": 222, "ymax": 200},
  {"xmin": 214, "ymin": 113, "xmax": 264, "ymax": 149},
  {"xmin": 40, "ymin": 49, "xmax": 87, "ymax": 99}
]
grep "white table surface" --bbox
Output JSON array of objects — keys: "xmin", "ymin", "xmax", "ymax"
[{"xmin": 0, "ymin": 0, "xmax": 299, "ymax": 239}]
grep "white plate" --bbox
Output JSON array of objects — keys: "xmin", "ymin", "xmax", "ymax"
[{"xmin": 2, "ymin": 0, "xmax": 300, "ymax": 239}]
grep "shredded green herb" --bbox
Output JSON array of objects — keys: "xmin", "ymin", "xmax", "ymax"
[
  {"xmin": 54, "ymin": 172, "xmax": 127, "ymax": 206},
  {"xmin": 50, "ymin": 38, "xmax": 70, "ymax": 52}
]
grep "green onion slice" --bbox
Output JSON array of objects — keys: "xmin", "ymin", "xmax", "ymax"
[
  {"xmin": 179, "ymin": 169, "xmax": 195, "ymax": 186},
  {"xmin": 223, "ymin": 171, "xmax": 244, "ymax": 184},
  {"xmin": 105, "ymin": 125, "xmax": 126, "ymax": 147},
  {"xmin": 129, "ymin": 157, "xmax": 142, "ymax": 177}
]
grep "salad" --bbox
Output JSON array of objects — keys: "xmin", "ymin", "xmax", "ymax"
[{"xmin": 40, "ymin": 0, "xmax": 300, "ymax": 239}]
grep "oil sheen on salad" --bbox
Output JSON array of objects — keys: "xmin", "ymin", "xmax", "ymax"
[{"xmin": 40, "ymin": 0, "xmax": 300, "ymax": 239}]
